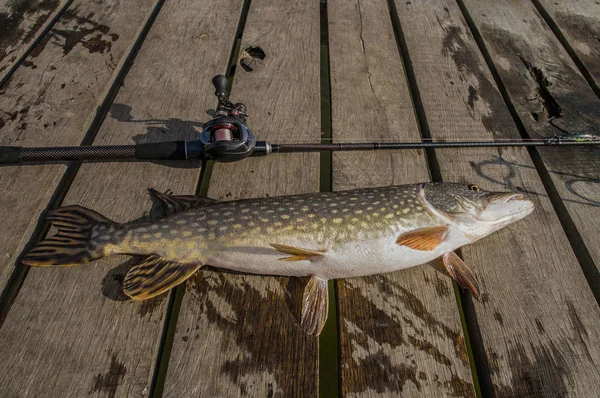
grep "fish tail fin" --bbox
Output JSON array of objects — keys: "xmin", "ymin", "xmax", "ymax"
[{"xmin": 22, "ymin": 205, "xmax": 121, "ymax": 267}]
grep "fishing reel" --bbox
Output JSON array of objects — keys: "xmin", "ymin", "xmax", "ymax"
[{"xmin": 193, "ymin": 75, "xmax": 260, "ymax": 162}]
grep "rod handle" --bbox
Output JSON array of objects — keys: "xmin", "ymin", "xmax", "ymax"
[
  {"xmin": 135, "ymin": 141, "xmax": 188, "ymax": 160},
  {"xmin": 0, "ymin": 146, "xmax": 22, "ymax": 164}
]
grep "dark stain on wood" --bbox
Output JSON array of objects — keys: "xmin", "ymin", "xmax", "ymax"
[
  {"xmin": 437, "ymin": 14, "xmax": 513, "ymax": 137},
  {"xmin": 28, "ymin": 8, "xmax": 119, "ymax": 59},
  {"xmin": 354, "ymin": 349, "xmax": 422, "ymax": 394},
  {"xmin": 186, "ymin": 271, "xmax": 316, "ymax": 397},
  {"xmin": 478, "ymin": 23, "xmax": 600, "ymax": 136},
  {"xmin": 535, "ymin": 318, "xmax": 545, "ymax": 334},
  {"xmin": 339, "ymin": 274, "xmax": 474, "ymax": 396},
  {"xmin": 552, "ymin": 12, "xmax": 600, "ymax": 80},
  {"xmin": 493, "ymin": 311, "xmax": 504, "ymax": 326},
  {"xmin": 434, "ymin": 273, "xmax": 451, "ymax": 297},
  {"xmin": 0, "ymin": 0, "xmax": 60, "ymax": 71},
  {"xmin": 91, "ymin": 354, "xmax": 127, "ymax": 398},
  {"xmin": 565, "ymin": 300, "xmax": 593, "ymax": 362},
  {"xmin": 493, "ymin": 341, "xmax": 572, "ymax": 398}
]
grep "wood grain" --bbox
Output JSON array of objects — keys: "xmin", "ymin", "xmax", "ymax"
[
  {"xmin": 328, "ymin": 0, "xmax": 475, "ymax": 396},
  {"xmin": 163, "ymin": 0, "xmax": 321, "ymax": 396},
  {"xmin": 0, "ymin": 0, "xmax": 69, "ymax": 81},
  {"xmin": 0, "ymin": 0, "xmax": 243, "ymax": 395},
  {"xmin": 394, "ymin": 0, "xmax": 600, "ymax": 396},
  {"xmin": 535, "ymin": 0, "xmax": 600, "ymax": 87},
  {"xmin": 462, "ymin": 0, "xmax": 600, "ymax": 275},
  {"xmin": 0, "ymin": 0, "xmax": 156, "ymax": 299}
]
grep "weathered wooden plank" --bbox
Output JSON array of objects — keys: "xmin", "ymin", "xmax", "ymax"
[
  {"xmin": 164, "ymin": 0, "xmax": 321, "ymax": 396},
  {"xmin": 0, "ymin": 0, "xmax": 243, "ymax": 396},
  {"xmin": 534, "ymin": 0, "xmax": 600, "ymax": 88},
  {"xmin": 0, "ymin": 0, "xmax": 156, "ymax": 300},
  {"xmin": 462, "ymin": 0, "xmax": 600, "ymax": 274},
  {"xmin": 0, "ymin": 0, "xmax": 69, "ymax": 81},
  {"xmin": 393, "ymin": 0, "xmax": 600, "ymax": 396},
  {"xmin": 328, "ymin": 0, "xmax": 475, "ymax": 396}
]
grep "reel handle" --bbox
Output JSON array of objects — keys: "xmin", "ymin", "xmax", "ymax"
[{"xmin": 212, "ymin": 75, "xmax": 228, "ymax": 98}]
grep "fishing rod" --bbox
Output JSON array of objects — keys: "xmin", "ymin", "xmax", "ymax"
[{"xmin": 1, "ymin": 75, "xmax": 599, "ymax": 165}]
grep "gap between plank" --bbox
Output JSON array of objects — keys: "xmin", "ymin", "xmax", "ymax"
[
  {"xmin": 318, "ymin": 1, "xmax": 340, "ymax": 397},
  {"xmin": 0, "ymin": 0, "xmax": 168, "ymax": 326},
  {"xmin": 147, "ymin": 1, "xmax": 253, "ymax": 396},
  {"xmin": 386, "ymin": 0, "xmax": 486, "ymax": 396},
  {"xmin": 0, "ymin": 0, "xmax": 75, "ymax": 88},
  {"xmin": 529, "ymin": 0, "xmax": 600, "ymax": 100},
  {"xmin": 455, "ymin": 0, "xmax": 600, "ymax": 306}
]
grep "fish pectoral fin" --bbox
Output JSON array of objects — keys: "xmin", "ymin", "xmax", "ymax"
[
  {"xmin": 301, "ymin": 276, "xmax": 329, "ymax": 336},
  {"xmin": 269, "ymin": 243, "xmax": 326, "ymax": 262},
  {"xmin": 148, "ymin": 188, "xmax": 217, "ymax": 215},
  {"xmin": 124, "ymin": 255, "xmax": 202, "ymax": 300},
  {"xmin": 396, "ymin": 225, "xmax": 449, "ymax": 251},
  {"xmin": 442, "ymin": 251, "xmax": 481, "ymax": 299}
]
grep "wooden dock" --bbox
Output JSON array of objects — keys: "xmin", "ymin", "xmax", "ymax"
[{"xmin": 0, "ymin": 0, "xmax": 599, "ymax": 396}]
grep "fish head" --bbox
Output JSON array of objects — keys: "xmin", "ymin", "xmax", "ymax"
[{"xmin": 420, "ymin": 182, "xmax": 535, "ymax": 239}]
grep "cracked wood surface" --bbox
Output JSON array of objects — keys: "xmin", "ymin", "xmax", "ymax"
[
  {"xmin": 462, "ymin": 0, "xmax": 600, "ymax": 276},
  {"xmin": 0, "ymin": 0, "xmax": 156, "ymax": 300},
  {"xmin": 0, "ymin": 0, "xmax": 70, "ymax": 81},
  {"xmin": 329, "ymin": 0, "xmax": 475, "ymax": 396},
  {"xmin": 163, "ymin": 0, "xmax": 321, "ymax": 396},
  {"xmin": 535, "ymin": 0, "xmax": 600, "ymax": 88},
  {"xmin": 1, "ymin": 0, "xmax": 600, "ymax": 396},
  {"xmin": 0, "ymin": 0, "xmax": 242, "ymax": 395},
  {"xmin": 396, "ymin": 0, "xmax": 600, "ymax": 396}
]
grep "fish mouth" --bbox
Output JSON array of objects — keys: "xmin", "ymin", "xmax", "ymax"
[{"xmin": 478, "ymin": 192, "xmax": 535, "ymax": 223}]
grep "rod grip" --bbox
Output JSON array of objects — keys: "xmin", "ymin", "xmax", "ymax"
[
  {"xmin": 135, "ymin": 141, "xmax": 187, "ymax": 160},
  {"xmin": 0, "ymin": 146, "xmax": 22, "ymax": 164}
]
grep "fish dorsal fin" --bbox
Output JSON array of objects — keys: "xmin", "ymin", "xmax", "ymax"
[
  {"xmin": 124, "ymin": 255, "xmax": 202, "ymax": 300},
  {"xmin": 148, "ymin": 188, "xmax": 217, "ymax": 216},
  {"xmin": 269, "ymin": 243, "xmax": 326, "ymax": 262},
  {"xmin": 396, "ymin": 225, "xmax": 449, "ymax": 251},
  {"xmin": 302, "ymin": 276, "xmax": 329, "ymax": 336},
  {"xmin": 442, "ymin": 252, "xmax": 481, "ymax": 299}
]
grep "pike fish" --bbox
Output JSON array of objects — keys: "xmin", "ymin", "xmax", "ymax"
[{"xmin": 23, "ymin": 182, "xmax": 534, "ymax": 335}]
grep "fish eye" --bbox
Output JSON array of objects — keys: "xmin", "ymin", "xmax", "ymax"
[{"xmin": 468, "ymin": 184, "xmax": 480, "ymax": 192}]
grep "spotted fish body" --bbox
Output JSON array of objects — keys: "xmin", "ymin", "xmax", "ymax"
[
  {"xmin": 115, "ymin": 185, "xmax": 442, "ymax": 278},
  {"xmin": 23, "ymin": 182, "xmax": 535, "ymax": 335}
]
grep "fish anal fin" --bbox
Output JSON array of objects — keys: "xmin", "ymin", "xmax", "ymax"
[
  {"xmin": 269, "ymin": 243, "xmax": 325, "ymax": 262},
  {"xmin": 442, "ymin": 251, "xmax": 481, "ymax": 299},
  {"xmin": 124, "ymin": 255, "xmax": 202, "ymax": 300},
  {"xmin": 148, "ymin": 188, "xmax": 217, "ymax": 215},
  {"xmin": 396, "ymin": 225, "xmax": 449, "ymax": 251},
  {"xmin": 301, "ymin": 276, "xmax": 329, "ymax": 336}
]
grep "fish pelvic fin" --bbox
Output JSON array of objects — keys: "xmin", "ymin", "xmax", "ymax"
[
  {"xmin": 301, "ymin": 276, "xmax": 329, "ymax": 336},
  {"xmin": 148, "ymin": 188, "xmax": 217, "ymax": 215},
  {"xmin": 442, "ymin": 251, "xmax": 481, "ymax": 299},
  {"xmin": 22, "ymin": 205, "xmax": 121, "ymax": 267},
  {"xmin": 396, "ymin": 225, "xmax": 449, "ymax": 251},
  {"xmin": 269, "ymin": 243, "xmax": 326, "ymax": 262},
  {"xmin": 123, "ymin": 255, "xmax": 202, "ymax": 300}
]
